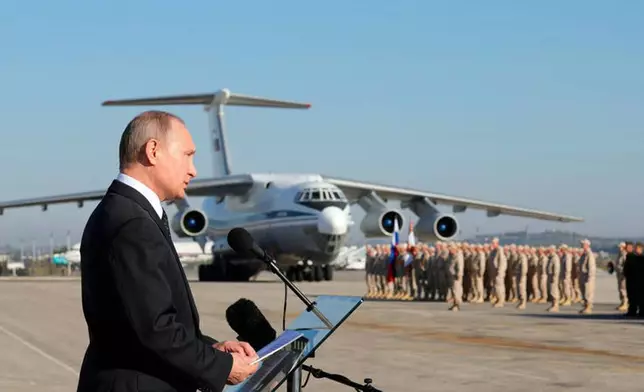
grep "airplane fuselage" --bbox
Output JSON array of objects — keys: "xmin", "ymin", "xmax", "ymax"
[{"xmin": 200, "ymin": 173, "xmax": 352, "ymax": 269}]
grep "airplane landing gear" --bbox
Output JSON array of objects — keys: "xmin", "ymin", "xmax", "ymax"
[
  {"xmin": 285, "ymin": 264, "xmax": 334, "ymax": 282},
  {"xmin": 323, "ymin": 264, "xmax": 333, "ymax": 281},
  {"xmin": 198, "ymin": 260, "xmax": 226, "ymax": 281},
  {"xmin": 313, "ymin": 265, "xmax": 324, "ymax": 281},
  {"xmin": 286, "ymin": 266, "xmax": 304, "ymax": 282},
  {"xmin": 198, "ymin": 255, "xmax": 257, "ymax": 282}
]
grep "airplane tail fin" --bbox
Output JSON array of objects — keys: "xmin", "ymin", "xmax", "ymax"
[{"xmin": 102, "ymin": 89, "xmax": 311, "ymax": 177}]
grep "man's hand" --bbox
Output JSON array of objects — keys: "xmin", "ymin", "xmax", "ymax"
[
  {"xmin": 226, "ymin": 352, "xmax": 259, "ymax": 385},
  {"xmin": 213, "ymin": 341, "xmax": 258, "ymax": 359}
]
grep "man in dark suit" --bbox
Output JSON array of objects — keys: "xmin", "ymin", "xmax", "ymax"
[
  {"xmin": 77, "ymin": 111, "xmax": 258, "ymax": 392},
  {"xmin": 623, "ymin": 242, "xmax": 643, "ymax": 318}
]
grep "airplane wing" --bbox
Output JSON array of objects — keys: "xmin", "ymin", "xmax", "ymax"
[
  {"xmin": 322, "ymin": 175, "xmax": 583, "ymax": 223},
  {"xmin": 0, "ymin": 174, "xmax": 255, "ymax": 215}
]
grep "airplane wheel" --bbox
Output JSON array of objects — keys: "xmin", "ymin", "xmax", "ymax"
[
  {"xmin": 286, "ymin": 267, "xmax": 296, "ymax": 281},
  {"xmin": 323, "ymin": 265, "xmax": 333, "ymax": 281},
  {"xmin": 198, "ymin": 265, "xmax": 208, "ymax": 281},
  {"xmin": 294, "ymin": 268, "xmax": 304, "ymax": 282},
  {"xmin": 197, "ymin": 258, "xmax": 229, "ymax": 282},
  {"xmin": 212, "ymin": 256, "xmax": 228, "ymax": 281},
  {"xmin": 228, "ymin": 264, "xmax": 257, "ymax": 282},
  {"xmin": 313, "ymin": 265, "xmax": 323, "ymax": 282},
  {"xmin": 306, "ymin": 269, "xmax": 314, "ymax": 282},
  {"xmin": 198, "ymin": 264, "xmax": 219, "ymax": 281}
]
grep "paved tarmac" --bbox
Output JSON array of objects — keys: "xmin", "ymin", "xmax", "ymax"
[{"xmin": 0, "ymin": 270, "xmax": 642, "ymax": 391}]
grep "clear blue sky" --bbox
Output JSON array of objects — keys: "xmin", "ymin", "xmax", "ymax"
[{"xmin": 1, "ymin": 1, "xmax": 642, "ymax": 247}]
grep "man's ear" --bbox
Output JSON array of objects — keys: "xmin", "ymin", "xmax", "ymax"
[{"xmin": 144, "ymin": 138, "xmax": 160, "ymax": 165}]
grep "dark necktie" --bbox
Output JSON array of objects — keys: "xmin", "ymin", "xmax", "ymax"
[{"xmin": 161, "ymin": 210, "xmax": 171, "ymax": 238}]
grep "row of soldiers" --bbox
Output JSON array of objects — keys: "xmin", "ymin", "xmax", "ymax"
[{"xmin": 364, "ymin": 238, "xmax": 597, "ymax": 314}]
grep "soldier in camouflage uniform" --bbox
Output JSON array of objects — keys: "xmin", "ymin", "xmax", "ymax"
[
  {"xmin": 547, "ymin": 245, "xmax": 560, "ymax": 312},
  {"xmin": 374, "ymin": 244, "xmax": 387, "ymax": 299},
  {"xmin": 426, "ymin": 246, "xmax": 437, "ymax": 300},
  {"xmin": 578, "ymin": 239, "xmax": 596, "ymax": 314},
  {"xmin": 483, "ymin": 243, "xmax": 494, "ymax": 302},
  {"xmin": 413, "ymin": 245, "xmax": 429, "ymax": 300},
  {"xmin": 461, "ymin": 243, "xmax": 473, "ymax": 302},
  {"xmin": 404, "ymin": 245, "xmax": 418, "ymax": 300},
  {"xmin": 571, "ymin": 247, "xmax": 582, "ymax": 303},
  {"xmin": 488, "ymin": 238, "xmax": 507, "ymax": 307},
  {"xmin": 447, "ymin": 243, "xmax": 464, "ymax": 311},
  {"xmin": 537, "ymin": 247, "xmax": 549, "ymax": 304},
  {"xmin": 527, "ymin": 246, "xmax": 540, "ymax": 302},
  {"xmin": 365, "ymin": 245, "xmax": 377, "ymax": 298},
  {"xmin": 516, "ymin": 245, "xmax": 529, "ymax": 309},
  {"xmin": 471, "ymin": 244, "xmax": 487, "ymax": 303},
  {"xmin": 614, "ymin": 242, "xmax": 628, "ymax": 311},
  {"xmin": 559, "ymin": 244, "xmax": 573, "ymax": 306},
  {"xmin": 438, "ymin": 242, "xmax": 450, "ymax": 301},
  {"xmin": 506, "ymin": 244, "xmax": 518, "ymax": 303}
]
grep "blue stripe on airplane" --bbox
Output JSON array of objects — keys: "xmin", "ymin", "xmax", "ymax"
[{"xmin": 207, "ymin": 210, "xmax": 317, "ymax": 227}]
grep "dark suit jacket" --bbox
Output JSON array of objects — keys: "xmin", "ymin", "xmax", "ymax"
[
  {"xmin": 76, "ymin": 180, "xmax": 233, "ymax": 392},
  {"xmin": 624, "ymin": 252, "xmax": 644, "ymax": 307}
]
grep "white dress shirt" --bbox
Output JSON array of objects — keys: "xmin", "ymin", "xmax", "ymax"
[{"xmin": 116, "ymin": 173, "xmax": 164, "ymax": 219}]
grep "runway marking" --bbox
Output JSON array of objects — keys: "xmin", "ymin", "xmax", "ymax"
[{"xmin": 0, "ymin": 324, "xmax": 79, "ymax": 377}]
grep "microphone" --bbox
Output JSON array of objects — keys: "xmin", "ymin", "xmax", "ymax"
[
  {"xmin": 227, "ymin": 227, "xmax": 268, "ymax": 261},
  {"xmin": 225, "ymin": 298, "xmax": 276, "ymax": 352},
  {"xmin": 227, "ymin": 227, "xmax": 334, "ymax": 329}
]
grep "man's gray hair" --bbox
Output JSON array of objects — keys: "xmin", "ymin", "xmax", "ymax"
[{"xmin": 118, "ymin": 110, "xmax": 184, "ymax": 170}]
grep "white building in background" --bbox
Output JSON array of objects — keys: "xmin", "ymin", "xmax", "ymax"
[{"xmin": 0, "ymin": 253, "xmax": 25, "ymax": 275}]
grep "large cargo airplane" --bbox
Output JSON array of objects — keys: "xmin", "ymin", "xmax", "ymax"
[{"xmin": 0, "ymin": 89, "xmax": 583, "ymax": 282}]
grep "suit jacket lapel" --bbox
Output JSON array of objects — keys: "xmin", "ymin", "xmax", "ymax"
[{"xmin": 108, "ymin": 181, "xmax": 202, "ymax": 329}]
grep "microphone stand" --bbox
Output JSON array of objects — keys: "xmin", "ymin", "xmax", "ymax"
[
  {"xmin": 260, "ymin": 253, "xmax": 334, "ymax": 329},
  {"xmin": 258, "ymin": 252, "xmax": 342, "ymax": 392},
  {"xmin": 301, "ymin": 364, "xmax": 383, "ymax": 392}
]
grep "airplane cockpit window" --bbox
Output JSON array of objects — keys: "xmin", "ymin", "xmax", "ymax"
[
  {"xmin": 295, "ymin": 188, "xmax": 348, "ymax": 202},
  {"xmin": 294, "ymin": 187, "xmax": 348, "ymax": 211}
]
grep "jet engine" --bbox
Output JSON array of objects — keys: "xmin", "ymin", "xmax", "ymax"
[
  {"xmin": 414, "ymin": 213, "xmax": 459, "ymax": 242},
  {"xmin": 171, "ymin": 209, "xmax": 209, "ymax": 237},
  {"xmin": 360, "ymin": 209, "xmax": 404, "ymax": 238}
]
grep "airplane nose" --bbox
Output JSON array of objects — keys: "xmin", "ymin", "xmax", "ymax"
[{"xmin": 317, "ymin": 206, "xmax": 348, "ymax": 235}]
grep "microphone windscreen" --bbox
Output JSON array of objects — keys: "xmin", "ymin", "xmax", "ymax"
[
  {"xmin": 225, "ymin": 298, "xmax": 277, "ymax": 351},
  {"xmin": 227, "ymin": 228, "xmax": 254, "ymax": 257}
]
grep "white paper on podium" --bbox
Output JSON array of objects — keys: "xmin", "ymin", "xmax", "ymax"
[{"xmin": 250, "ymin": 330, "xmax": 303, "ymax": 365}]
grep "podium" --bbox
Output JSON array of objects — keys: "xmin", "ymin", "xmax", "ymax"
[{"xmin": 225, "ymin": 295, "xmax": 363, "ymax": 392}]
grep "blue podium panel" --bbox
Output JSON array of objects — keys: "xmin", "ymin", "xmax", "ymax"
[
  {"xmin": 223, "ymin": 295, "xmax": 363, "ymax": 392},
  {"xmin": 286, "ymin": 295, "xmax": 363, "ymax": 359}
]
